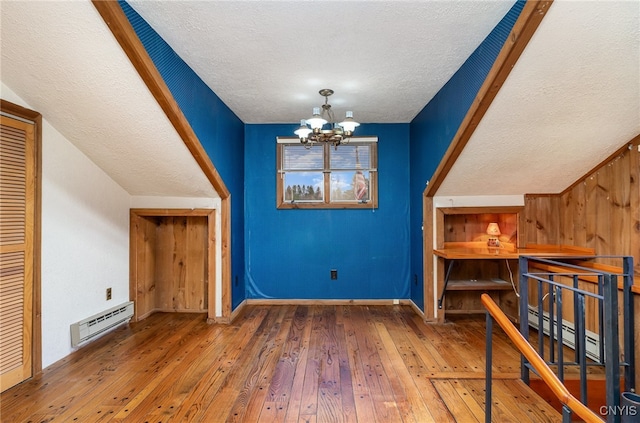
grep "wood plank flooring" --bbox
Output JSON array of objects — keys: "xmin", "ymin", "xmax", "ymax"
[{"xmin": 1, "ymin": 305, "xmax": 563, "ymax": 422}]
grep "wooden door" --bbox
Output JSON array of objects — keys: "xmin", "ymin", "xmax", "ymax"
[{"xmin": 0, "ymin": 115, "xmax": 35, "ymax": 392}]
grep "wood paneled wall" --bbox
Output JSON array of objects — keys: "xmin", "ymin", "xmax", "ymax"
[
  {"xmin": 431, "ymin": 207, "xmax": 522, "ymax": 322},
  {"xmin": 130, "ymin": 212, "xmax": 209, "ymax": 320},
  {"xmin": 521, "ymin": 137, "xmax": 639, "ymax": 273},
  {"xmin": 133, "ymin": 215, "xmax": 157, "ymax": 319},
  {"xmin": 154, "ymin": 216, "xmax": 208, "ymax": 313},
  {"xmin": 437, "ymin": 207, "xmax": 522, "ymax": 247},
  {"xmin": 520, "ymin": 136, "xmax": 639, "ymax": 388},
  {"xmin": 519, "ymin": 196, "xmax": 561, "ymax": 247},
  {"xmin": 444, "ymin": 212, "xmax": 518, "ymax": 245}
]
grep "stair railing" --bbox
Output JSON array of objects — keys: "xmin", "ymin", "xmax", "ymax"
[
  {"xmin": 483, "ymin": 293, "xmax": 603, "ymax": 423},
  {"xmin": 520, "ymin": 256, "xmax": 635, "ymax": 416}
]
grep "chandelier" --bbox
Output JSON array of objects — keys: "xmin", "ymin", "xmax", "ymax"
[{"xmin": 294, "ymin": 89, "xmax": 360, "ymax": 147}]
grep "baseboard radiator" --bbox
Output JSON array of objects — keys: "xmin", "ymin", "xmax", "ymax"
[
  {"xmin": 70, "ymin": 301, "xmax": 134, "ymax": 347},
  {"xmin": 527, "ymin": 305, "xmax": 600, "ymax": 362}
]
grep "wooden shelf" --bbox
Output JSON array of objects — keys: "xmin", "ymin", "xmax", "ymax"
[
  {"xmin": 433, "ymin": 207, "xmax": 522, "ymax": 322},
  {"xmin": 446, "ymin": 279, "xmax": 512, "ymax": 291}
]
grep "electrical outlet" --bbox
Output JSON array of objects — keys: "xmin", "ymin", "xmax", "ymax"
[
  {"xmin": 330, "ymin": 269, "xmax": 338, "ymax": 280},
  {"xmin": 106, "ymin": 288, "xmax": 112, "ymax": 300},
  {"xmin": 393, "ymin": 299, "xmax": 400, "ymax": 305}
]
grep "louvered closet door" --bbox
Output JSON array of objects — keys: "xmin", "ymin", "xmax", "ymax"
[{"xmin": 0, "ymin": 115, "xmax": 34, "ymax": 392}]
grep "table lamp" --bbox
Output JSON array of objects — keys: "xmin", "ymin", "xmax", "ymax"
[{"xmin": 486, "ymin": 222, "xmax": 501, "ymax": 247}]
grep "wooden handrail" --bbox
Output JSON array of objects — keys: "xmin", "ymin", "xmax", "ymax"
[
  {"xmin": 525, "ymin": 243, "xmax": 596, "ymax": 255},
  {"xmin": 481, "ymin": 294, "xmax": 604, "ymax": 423},
  {"xmin": 529, "ymin": 261, "xmax": 640, "ymax": 294}
]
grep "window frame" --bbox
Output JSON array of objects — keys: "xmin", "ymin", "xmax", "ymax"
[{"xmin": 276, "ymin": 136, "xmax": 378, "ymax": 209}]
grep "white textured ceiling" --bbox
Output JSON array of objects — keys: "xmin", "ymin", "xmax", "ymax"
[
  {"xmin": 0, "ymin": 1, "xmax": 217, "ymax": 198},
  {"xmin": 436, "ymin": 0, "xmax": 640, "ymax": 196},
  {"xmin": 128, "ymin": 0, "xmax": 515, "ymax": 124},
  {"xmin": 1, "ymin": 1, "xmax": 639, "ymax": 199}
]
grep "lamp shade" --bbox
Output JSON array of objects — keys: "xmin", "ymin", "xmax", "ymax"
[
  {"xmin": 338, "ymin": 111, "xmax": 360, "ymax": 133},
  {"xmin": 486, "ymin": 223, "xmax": 501, "ymax": 236},
  {"xmin": 306, "ymin": 107, "xmax": 327, "ymax": 130},
  {"xmin": 294, "ymin": 119, "xmax": 312, "ymax": 139}
]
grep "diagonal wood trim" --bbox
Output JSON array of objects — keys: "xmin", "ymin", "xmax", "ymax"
[
  {"xmin": 92, "ymin": 1, "xmax": 232, "ymax": 320},
  {"xmin": 91, "ymin": 1, "xmax": 229, "ymax": 199},
  {"xmin": 560, "ymin": 133, "xmax": 640, "ymax": 196},
  {"xmin": 425, "ymin": 0, "xmax": 553, "ymax": 197}
]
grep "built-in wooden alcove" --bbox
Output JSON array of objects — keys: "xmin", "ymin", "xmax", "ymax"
[
  {"xmin": 130, "ymin": 209, "xmax": 215, "ymax": 321},
  {"xmin": 434, "ymin": 206, "xmax": 523, "ymax": 321}
]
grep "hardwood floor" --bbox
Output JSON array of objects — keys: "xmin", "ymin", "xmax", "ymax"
[{"xmin": 1, "ymin": 305, "xmax": 563, "ymax": 422}]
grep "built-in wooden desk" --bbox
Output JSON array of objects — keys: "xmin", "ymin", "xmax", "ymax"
[
  {"xmin": 434, "ymin": 243, "xmax": 595, "ymax": 320},
  {"xmin": 434, "ymin": 243, "xmax": 594, "ymax": 260}
]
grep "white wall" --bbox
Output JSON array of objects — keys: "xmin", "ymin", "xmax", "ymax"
[
  {"xmin": 2, "ymin": 84, "xmax": 223, "ymax": 368},
  {"xmin": 2, "ymin": 84, "xmax": 131, "ymax": 367}
]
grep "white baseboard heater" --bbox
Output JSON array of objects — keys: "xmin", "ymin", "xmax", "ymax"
[
  {"xmin": 527, "ymin": 305, "xmax": 601, "ymax": 362},
  {"xmin": 70, "ymin": 301, "xmax": 134, "ymax": 347}
]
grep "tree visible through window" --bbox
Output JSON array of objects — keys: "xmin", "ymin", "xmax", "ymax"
[{"xmin": 276, "ymin": 137, "xmax": 378, "ymax": 209}]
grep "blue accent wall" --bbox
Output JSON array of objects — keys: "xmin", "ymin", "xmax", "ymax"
[
  {"xmin": 121, "ymin": 1, "xmax": 247, "ymax": 309},
  {"xmin": 408, "ymin": 1, "xmax": 525, "ymax": 310},
  {"xmin": 245, "ymin": 124, "xmax": 410, "ymax": 299},
  {"xmin": 121, "ymin": 0, "xmax": 526, "ymax": 309}
]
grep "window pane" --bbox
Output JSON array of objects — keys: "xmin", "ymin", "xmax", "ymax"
[
  {"xmin": 283, "ymin": 172, "xmax": 324, "ymax": 202},
  {"xmin": 330, "ymin": 170, "xmax": 370, "ymax": 202},
  {"xmin": 283, "ymin": 145, "xmax": 323, "ymax": 170},
  {"xmin": 330, "ymin": 144, "xmax": 371, "ymax": 170},
  {"xmin": 276, "ymin": 138, "xmax": 377, "ymax": 209}
]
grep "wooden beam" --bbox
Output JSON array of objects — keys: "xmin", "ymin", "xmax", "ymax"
[
  {"xmin": 425, "ymin": 0, "xmax": 553, "ymax": 196},
  {"xmin": 92, "ymin": 1, "xmax": 229, "ymax": 199},
  {"xmin": 92, "ymin": 1, "xmax": 233, "ymax": 320}
]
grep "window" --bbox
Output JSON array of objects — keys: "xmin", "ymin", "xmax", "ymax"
[{"xmin": 276, "ymin": 137, "xmax": 378, "ymax": 209}]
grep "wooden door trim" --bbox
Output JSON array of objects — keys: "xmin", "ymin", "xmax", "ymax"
[
  {"xmin": 423, "ymin": 194, "xmax": 435, "ymax": 321},
  {"xmin": 0, "ymin": 99, "xmax": 43, "ymax": 376},
  {"xmin": 130, "ymin": 208, "xmax": 216, "ymax": 321}
]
